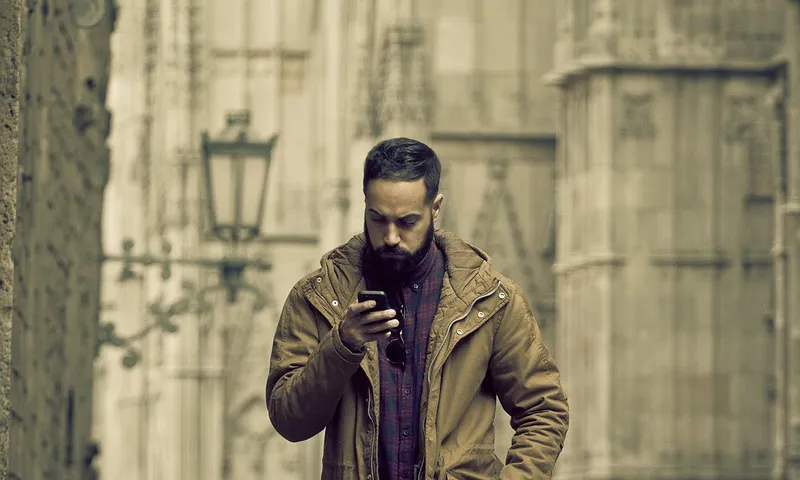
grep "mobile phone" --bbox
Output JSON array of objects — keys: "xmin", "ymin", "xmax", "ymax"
[
  {"xmin": 358, "ymin": 290, "xmax": 389, "ymax": 313},
  {"xmin": 358, "ymin": 290, "xmax": 402, "ymax": 336}
]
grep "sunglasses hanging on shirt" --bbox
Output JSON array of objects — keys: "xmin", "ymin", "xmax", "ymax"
[{"xmin": 385, "ymin": 290, "xmax": 407, "ymax": 368}]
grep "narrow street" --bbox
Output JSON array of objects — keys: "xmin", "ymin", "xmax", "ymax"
[{"xmin": 1, "ymin": 1, "xmax": 800, "ymax": 479}]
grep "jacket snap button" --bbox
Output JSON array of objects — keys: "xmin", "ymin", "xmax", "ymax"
[
  {"xmin": 456, "ymin": 328, "xmax": 464, "ymax": 335},
  {"xmin": 498, "ymin": 292, "xmax": 506, "ymax": 299},
  {"xmin": 316, "ymin": 277, "xmax": 322, "ymax": 283},
  {"xmin": 477, "ymin": 311, "xmax": 485, "ymax": 318},
  {"xmin": 332, "ymin": 300, "xmax": 339, "ymax": 307}
]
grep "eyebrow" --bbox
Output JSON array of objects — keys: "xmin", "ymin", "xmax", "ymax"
[{"xmin": 368, "ymin": 209, "xmax": 422, "ymax": 221}]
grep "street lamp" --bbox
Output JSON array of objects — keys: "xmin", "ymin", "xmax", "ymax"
[
  {"xmin": 202, "ymin": 110, "xmax": 278, "ymax": 245},
  {"xmin": 201, "ymin": 110, "xmax": 278, "ymax": 304},
  {"xmin": 98, "ymin": 109, "xmax": 282, "ymax": 368}
]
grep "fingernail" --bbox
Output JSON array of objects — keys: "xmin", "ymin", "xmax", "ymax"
[
  {"xmin": 370, "ymin": 301, "xmax": 376, "ymax": 307},
  {"xmin": 389, "ymin": 309, "xmax": 396, "ymax": 316}
]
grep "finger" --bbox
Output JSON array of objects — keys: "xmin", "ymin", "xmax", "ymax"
[
  {"xmin": 348, "ymin": 300, "xmax": 392, "ymax": 315},
  {"xmin": 347, "ymin": 300, "xmax": 378, "ymax": 316},
  {"xmin": 361, "ymin": 309, "xmax": 396, "ymax": 324},
  {"xmin": 364, "ymin": 319, "xmax": 399, "ymax": 334}
]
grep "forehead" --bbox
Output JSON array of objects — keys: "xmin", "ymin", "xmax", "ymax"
[{"xmin": 365, "ymin": 178, "xmax": 427, "ymax": 215}]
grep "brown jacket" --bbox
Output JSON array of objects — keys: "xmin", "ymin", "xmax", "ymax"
[{"xmin": 266, "ymin": 230, "xmax": 568, "ymax": 479}]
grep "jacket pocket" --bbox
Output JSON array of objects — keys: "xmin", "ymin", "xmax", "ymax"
[
  {"xmin": 320, "ymin": 462, "xmax": 357, "ymax": 479},
  {"xmin": 443, "ymin": 445, "xmax": 502, "ymax": 480}
]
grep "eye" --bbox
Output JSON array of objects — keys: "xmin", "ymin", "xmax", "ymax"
[{"xmin": 399, "ymin": 219, "xmax": 417, "ymax": 228}]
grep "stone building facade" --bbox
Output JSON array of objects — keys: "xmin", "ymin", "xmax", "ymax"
[
  {"xmin": 0, "ymin": 0, "xmax": 115, "ymax": 479},
  {"xmin": 94, "ymin": 0, "xmax": 322, "ymax": 479},
  {"xmin": 548, "ymin": 1, "xmax": 791, "ymax": 478},
  {"xmin": 306, "ymin": 1, "xmax": 800, "ymax": 477},
  {"xmin": 306, "ymin": 0, "xmax": 563, "ymax": 462},
  {"xmin": 92, "ymin": 1, "xmax": 800, "ymax": 480},
  {"xmin": 94, "ymin": 1, "xmax": 560, "ymax": 478}
]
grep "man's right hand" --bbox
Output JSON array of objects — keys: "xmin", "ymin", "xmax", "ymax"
[{"xmin": 338, "ymin": 300, "xmax": 399, "ymax": 353}]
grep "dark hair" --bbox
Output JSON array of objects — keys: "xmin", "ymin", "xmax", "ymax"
[{"xmin": 362, "ymin": 137, "xmax": 441, "ymax": 204}]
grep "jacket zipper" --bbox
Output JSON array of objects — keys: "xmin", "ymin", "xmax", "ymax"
[
  {"xmin": 367, "ymin": 383, "xmax": 379, "ymax": 479},
  {"xmin": 416, "ymin": 281, "xmax": 502, "ymax": 480}
]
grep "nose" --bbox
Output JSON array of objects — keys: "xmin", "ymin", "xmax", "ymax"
[{"xmin": 384, "ymin": 224, "xmax": 400, "ymax": 247}]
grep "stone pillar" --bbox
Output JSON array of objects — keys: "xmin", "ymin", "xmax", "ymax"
[
  {"xmin": 161, "ymin": 0, "xmax": 217, "ymax": 472},
  {"xmin": 785, "ymin": 1, "xmax": 800, "ymax": 478},
  {"xmin": 548, "ymin": 1, "xmax": 786, "ymax": 477},
  {"xmin": 314, "ymin": 0, "xmax": 349, "ymax": 254},
  {"xmin": 0, "ymin": 0, "xmax": 23, "ymax": 477},
  {"xmin": 375, "ymin": 23, "xmax": 431, "ymax": 141},
  {"xmin": 343, "ymin": 0, "xmax": 374, "ymax": 241}
]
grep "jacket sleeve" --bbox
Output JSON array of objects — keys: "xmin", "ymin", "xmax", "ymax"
[
  {"xmin": 265, "ymin": 284, "xmax": 366, "ymax": 442},
  {"xmin": 489, "ymin": 284, "xmax": 569, "ymax": 479}
]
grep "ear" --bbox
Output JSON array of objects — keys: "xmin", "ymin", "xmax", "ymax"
[{"xmin": 431, "ymin": 193, "xmax": 444, "ymax": 222}]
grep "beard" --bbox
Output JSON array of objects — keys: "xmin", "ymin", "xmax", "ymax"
[{"xmin": 363, "ymin": 215, "xmax": 435, "ymax": 287}]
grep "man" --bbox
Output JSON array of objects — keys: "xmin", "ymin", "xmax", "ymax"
[{"xmin": 266, "ymin": 137, "xmax": 568, "ymax": 479}]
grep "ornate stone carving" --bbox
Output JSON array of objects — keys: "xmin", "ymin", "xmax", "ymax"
[
  {"xmin": 619, "ymin": 92, "xmax": 657, "ymax": 139},
  {"xmin": 556, "ymin": 0, "xmax": 785, "ymax": 68},
  {"xmin": 583, "ymin": 0, "xmax": 618, "ymax": 58},
  {"xmin": 375, "ymin": 23, "xmax": 432, "ymax": 134},
  {"xmin": 723, "ymin": 93, "xmax": 773, "ymax": 195},
  {"xmin": 723, "ymin": 94, "xmax": 758, "ymax": 143},
  {"xmin": 353, "ymin": 39, "xmax": 377, "ymax": 138},
  {"xmin": 470, "ymin": 158, "xmax": 540, "ymax": 312},
  {"xmin": 335, "ymin": 177, "xmax": 351, "ymax": 212}
]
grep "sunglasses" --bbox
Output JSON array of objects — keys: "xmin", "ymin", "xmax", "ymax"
[{"xmin": 386, "ymin": 304, "xmax": 407, "ymax": 368}]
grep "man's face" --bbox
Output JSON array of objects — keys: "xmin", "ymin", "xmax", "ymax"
[{"xmin": 363, "ymin": 178, "xmax": 443, "ymax": 278}]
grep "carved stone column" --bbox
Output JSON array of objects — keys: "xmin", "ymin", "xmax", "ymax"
[
  {"xmin": 344, "ymin": 0, "xmax": 376, "ymax": 240},
  {"xmin": 548, "ymin": 1, "xmax": 786, "ymax": 478},
  {"xmin": 784, "ymin": 2, "xmax": 800, "ymax": 479},
  {"xmin": 344, "ymin": 6, "xmax": 434, "ymax": 239},
  {"xmin": 375, "ymin": 22, "xmax": 432, "ymax": 140}
]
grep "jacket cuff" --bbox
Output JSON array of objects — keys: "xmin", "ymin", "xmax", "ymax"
[{"xmin": 331, "ymin": 323, "xmax": 366, "ymax": 364}]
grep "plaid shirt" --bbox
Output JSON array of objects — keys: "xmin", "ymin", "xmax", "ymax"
[{"xmin": 367, "ymin": 242, "xmax": 445, "ymax": 480}]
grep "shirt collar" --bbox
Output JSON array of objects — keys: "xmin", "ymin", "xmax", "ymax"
[{"xmin": 405, "ymin": 240, "xmax": 438, "ymax": 283}]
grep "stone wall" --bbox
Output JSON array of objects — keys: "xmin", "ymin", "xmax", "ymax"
[
  {"xmin": 0, "ymin": 0, "xmax": 24, "ymax": 478},
  {"xmin": 6, "ymin": 0, "xmax": 115, "ymax": 479},
  {"xmin": 550, "ymin": 2, "xmax": 786, "ymax": 478}
]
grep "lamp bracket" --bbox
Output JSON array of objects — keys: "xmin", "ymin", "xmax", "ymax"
[
  {"xmin": 96, "ymin": 278, "xmax": 270, "ymax": 368},
  {"xmin": 102, "ymin": 238, "xmax": 272, "ymax": 282}
]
